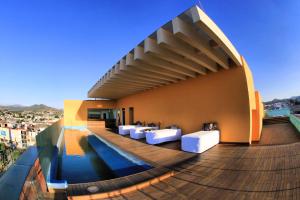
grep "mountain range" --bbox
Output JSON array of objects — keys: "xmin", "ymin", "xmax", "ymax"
[
  {"xmin": 0, "ymin": 104, "xmax": 62, "ymax": 112},
  {"xmin": 264, "ymin": 96, "xmax": 300, "ymax": 104}
]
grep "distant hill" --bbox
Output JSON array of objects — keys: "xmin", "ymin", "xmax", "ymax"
[
  {"xmin": 0, "ymin": 104, "xmax": 62, "ymax": 112},
  {"xmin": 291, "ymin": 96, "xmax": 300, "ymax": 100},
  {"xmin": 264, "ymin": 96, "xmax": 300, "ymax": 104}
]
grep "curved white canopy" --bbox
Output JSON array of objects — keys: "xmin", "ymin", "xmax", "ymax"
[{"xmin": 88, "ymin": 5, "xmax": 241, "ymax": 99}]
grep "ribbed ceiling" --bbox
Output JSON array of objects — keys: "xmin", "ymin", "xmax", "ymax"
[{"xmin": 88, "ymin": 6, "xmax": 241, "ymax": 99}]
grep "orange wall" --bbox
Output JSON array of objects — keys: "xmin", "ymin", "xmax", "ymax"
[
  {"xmin": 64, "ymin": 60, "xmax": 261, "ymax": 143},
  {"xmin": 241, "ymin": 57, "xmax": 257, "ymax": 143},
  {"xmin": 117, "ymin": 61, "xmax": 256, "ymax": 143},
  {"xmin": 252, "ymin": 91, "xmax": 264, "ymax": 141},
  {"xmin": 64, "ymin": 100, "xmax": 116, "ymax": 126}
]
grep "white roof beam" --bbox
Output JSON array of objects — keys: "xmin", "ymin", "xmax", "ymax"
[
  {"xmin": 172, "ymin": 17, "xmax": 229, "ymax": 70},
  {"xmin": 144, "ymin": 38, "xmax": 207, "ymax": 75},
  {"xmin": 134, "ymin": 46, "xmax": 196, "ymax": 78},
  {"xmin": 157, "ymin": 28, "xmax": 218, "ymax": 72},
  {"xmin": 189, "ymin": 6, "xmax": 242, "ymax": 66},
  {"xmin": 120, "ymin": 56, "xmax": 174, "ymax": 83},
  {"xmin": 126, "ymin": 53, "xmax": 180, "ymax": 82}
]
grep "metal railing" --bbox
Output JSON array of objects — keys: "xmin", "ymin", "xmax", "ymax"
[{"xmin": 290, "ymin": 114, "xmax": 300, "ymax": 133}]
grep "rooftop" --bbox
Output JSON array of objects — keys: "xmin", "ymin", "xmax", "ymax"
[
  {"xmin": 1, "ymin": 116, "xmax": 300, "ymax": 199},
  {"xmin": 88, "ymin": 5, "xmax": 242, "ymax": 99},
  {"xmin": 56, "ymin": 119, "xmax": 300, "ymax": 199},
  {"xmin": 72, "ymin": 121, "xmax": 300, "ymax": 199}
]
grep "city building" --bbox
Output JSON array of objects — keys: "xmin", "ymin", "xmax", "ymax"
[
  {"xmin": 0, "ymin": 127, "xmax": 38, "ymax": 149},
  {"xmin": 292, "ymin": 105, "xmax": 300, "ymax": 114}
]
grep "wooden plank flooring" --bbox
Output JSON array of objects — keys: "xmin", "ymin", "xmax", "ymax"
[
  {"xmin": 88, "ymin": 127, "xmax": 195, "ymax": 166},
  {"xmin": 258, "ymin": 123, "xmax": 300, "ymax": 145},
  {"xmin": 84, "ymin": 124, "xmax": 300, "ymax": 200},
  {"xmin": 106, "ymin": 142, "xmax": 300, "ymax": 200}
]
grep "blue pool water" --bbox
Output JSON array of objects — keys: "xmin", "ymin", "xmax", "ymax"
[
  {"xmin": 87, "ymin": 135, "xmax": 152, "ymax": 177},
  {"xmin": 265, "ymin": 108, "xmax": 291, "ymax": 117},
  {"xmin": 58, "ymin": 146, "xmax": 114, "ymax": 184},
  {"xmin": 56, "ymin": 130, "xmax": 152, "ymax": 184}
]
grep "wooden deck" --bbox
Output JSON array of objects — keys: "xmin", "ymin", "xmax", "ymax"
[
  {"xmin": 258, "ymin": 123, "xmax": 300, "ymax": 145},
  {"xmin": 81, "ymin": 124, "xmax": 300, "ymax": 200},
  {"xmin": 67, "ymin": 127, "xmax": 195, "ymax": 198},
  {"xmin": 89, "ymin": 127, "xmax": 195, "ymax": 167},
  {"xmin": 103, "ymin": 143, "xmax": 300, "ymax": 199},
  {"xmin": 63, "ymin": 123, "xmax": 300, "ymax": 199}
]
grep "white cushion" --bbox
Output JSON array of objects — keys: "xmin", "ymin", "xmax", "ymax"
[
  {"xmin": 181, "ymin": 130, "xmax": 219, "ymax": 153},
  {"xmin": 146, "ymin": 129, "xmax": 181, "ymax": 144},
  {"xmin": 118, "ymin": 125, "xmax": 136, "ymax": 135},
  {"xmin": 130, "ymin": 127, "xmax": 159, "ymax": 139}
]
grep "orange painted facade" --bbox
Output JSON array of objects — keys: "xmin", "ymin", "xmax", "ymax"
[
  {"xmin": 251, "ymin": 91, "xmax": 264, "ymax": 142},
  {"xmin": 117, "ymin": 58, "xmax": 257, "ymax": 144},
  {"xmin": 64, "ymin": 100, "xmax": 116, "ymax": 126},
  {"xmin": 64, "ymin": 57, "xmax": 263, "ymax": 144},
  {"xmin": 62, "ymin": 5, "xmax": 264, "ymax": 144}
]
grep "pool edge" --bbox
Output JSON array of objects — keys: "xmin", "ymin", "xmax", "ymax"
[{"xmin": 67, "ymin": 170, "xmax": 175, "ymax": 200}]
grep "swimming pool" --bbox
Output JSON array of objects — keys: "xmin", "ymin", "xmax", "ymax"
[
  {"xmin": 265, "ymin": 108, "xmax": 291, "ymax": 117},
  {"xmin": 53, "ymin": 128, "xmax": 152, "ymax": 185},
  {"xmin": 57, "ymin": 140, "xmax": 115, "ymax": 184}
]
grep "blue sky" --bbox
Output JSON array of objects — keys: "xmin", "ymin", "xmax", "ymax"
[{"xmin": 0, "ymin": 0, "xmax": 299, "ymax": 108}]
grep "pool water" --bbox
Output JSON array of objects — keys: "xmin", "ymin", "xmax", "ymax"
[
  {"xmin": 265, "ymin": 108, "xmax": 290, "ymax": 117},
  {"xmin": 57, "ymin": 145, "xmax": 115, "ymax": 184},
  {"xmin": 56, "ymin": 129, "xmax": 152, "ymax": 184}
]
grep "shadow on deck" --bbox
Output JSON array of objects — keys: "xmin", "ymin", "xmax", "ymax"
[
  {"xmin": 255, "ymin": 118, "xmax": 300, "ymax": 145},
  {"xmin": 84, "ymin": 123, "xmax": 300, "ymax": 200},
  {"xmin": 65, "ymin": 122, "xmax": 300, "ymax": 200}
]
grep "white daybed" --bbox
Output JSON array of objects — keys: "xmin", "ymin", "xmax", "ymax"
[
  {"xmin": 146, "ymin": 129, "xmax": 181, "ymax": 144},
  {"xmin": 130, "ymin": 126, "xmax": 159, "ymax": 139},
  {"xmin": 118, "ymin": 125, "xmax": 138, "ymax": 135},
  {"xmin": 181, "ymin": 130, "xmax": 219, "ymax": 153}
]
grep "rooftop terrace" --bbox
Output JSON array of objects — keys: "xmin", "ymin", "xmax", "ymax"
[
  {"xmin": 1, "ymin": 116, "xmax": 299, "ymax": 199},
  {"xmin": 86, "ymin": 121, "xmax": 300, "ymax": 200}
]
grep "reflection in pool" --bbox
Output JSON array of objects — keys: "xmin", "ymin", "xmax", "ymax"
[
  {"xmin": 56, "ymin": 129, "xmax": 152, "ymax": 184},
  {"xmin": 57, "ymin": 139, "xmax": 115, "ymax": 184}
]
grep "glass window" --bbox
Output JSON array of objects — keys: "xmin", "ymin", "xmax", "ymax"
[
  {"xmin": 88, "ymin": 109, "xmax": 102, "ymax": 120},
  {"xmin": 88, "ymin": 109, "xmax": 117, "ymax": 121}
]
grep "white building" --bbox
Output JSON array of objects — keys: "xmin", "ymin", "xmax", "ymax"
[{"xmin": 0, "ymin": 127, "xmax": 38, "ymax": 149}]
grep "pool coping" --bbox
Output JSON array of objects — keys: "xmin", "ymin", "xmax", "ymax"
[
  {"xmin": 65, "ymin": 128, "xmax": 195, "ymax": 198},
  {"xmin": 89, "ymin": 128, "xmax": 195, "ymax": 167},
  {"xmin": 67, "ymin": 169, "xmax": 174, "ymax": 200},
  {"xmin": 0, "ymin": 147, "xmax": 38, "ymax": 200},
  {"xmin": 91, "ymin": 132, "xmax": 154, "ymax": 167}
]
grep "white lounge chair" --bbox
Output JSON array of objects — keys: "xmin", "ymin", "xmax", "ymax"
[
  {"xmin": 130, "ymin": 126, "xmax": 159, "ymax": 139},
  {"xmin": 146, "ymin": 129, "xmax": 181, "ymax": 144},
  {"xmin": 118, "ymin": 125, "xmax": 138, "ymax": 135},
  {"xmin": 181, "ymin": 130, "xmax": 219, "ymax": 153}
]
